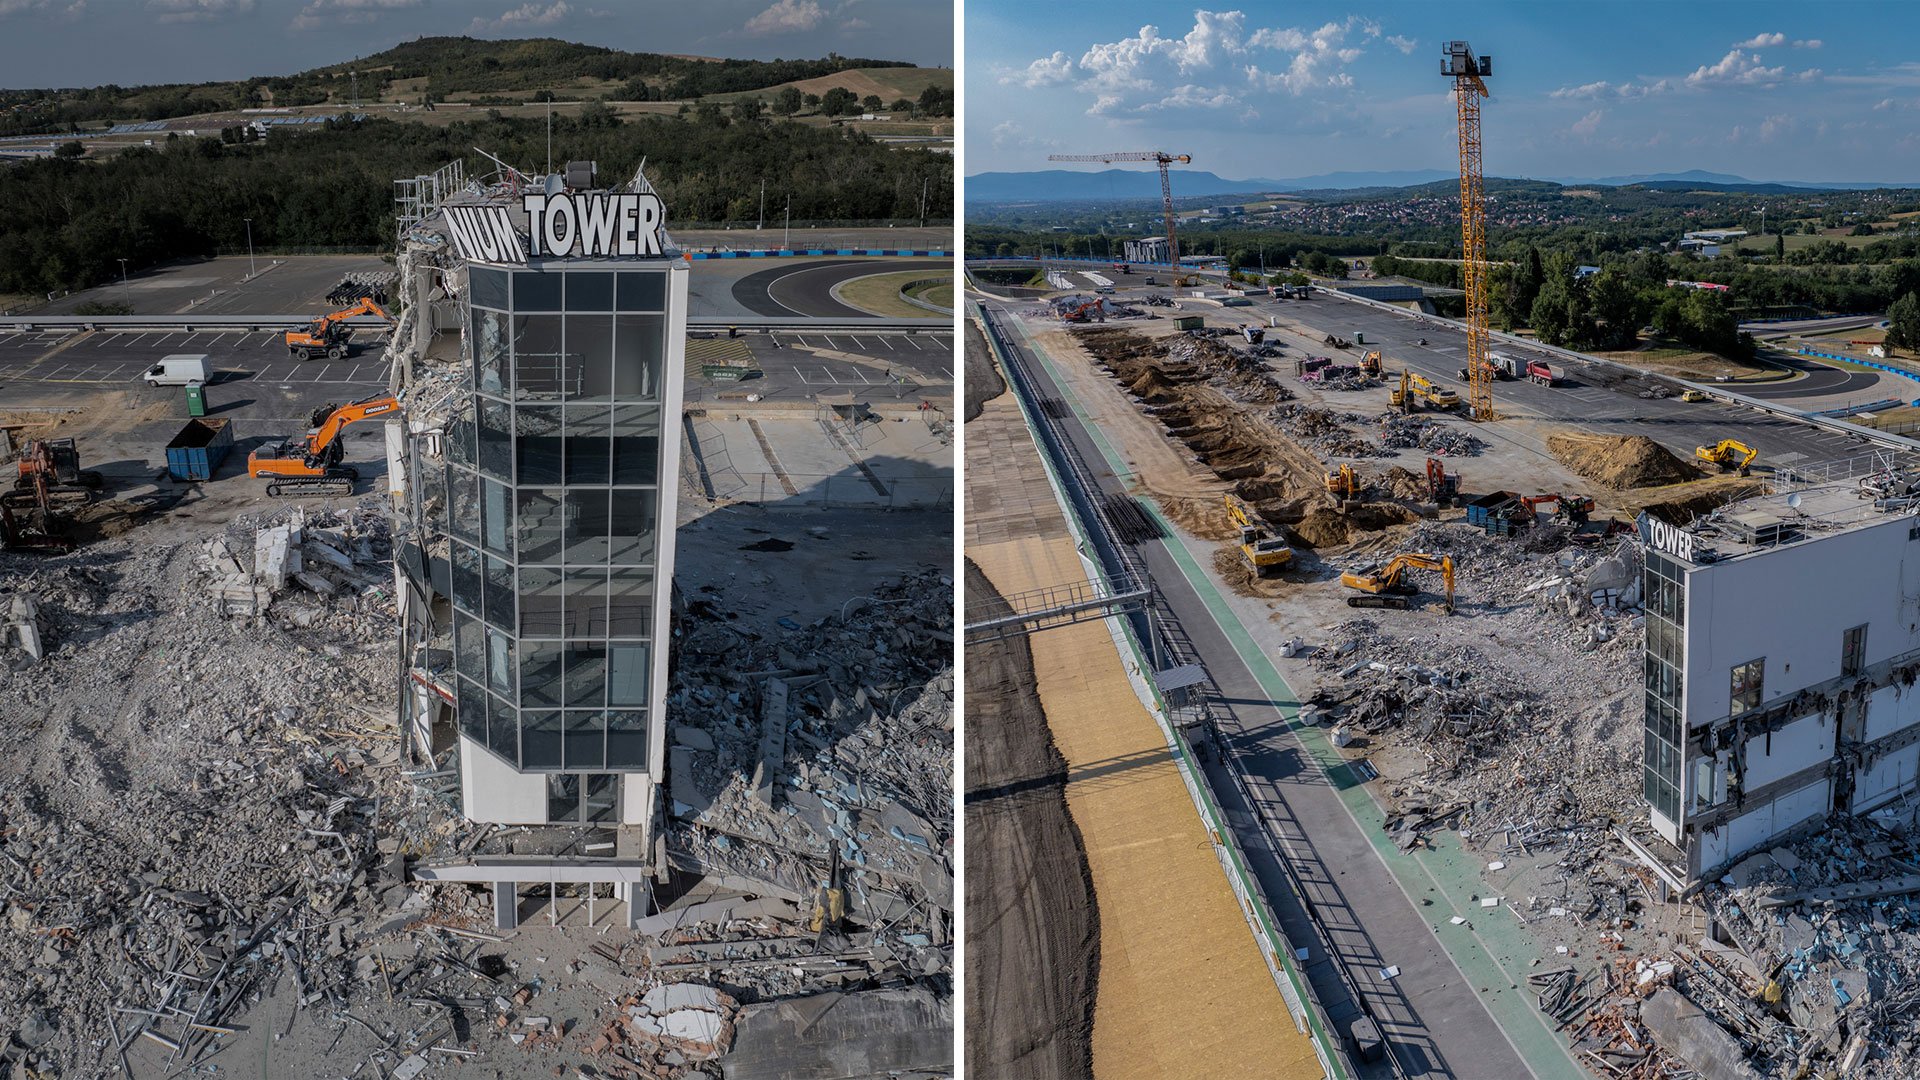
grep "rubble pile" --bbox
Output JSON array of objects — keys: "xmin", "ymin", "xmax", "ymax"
[
  {"xmin": 664, "ymin": 569, "xmax": 954, "ymax": 1000},
  {"xmin": 1378, "ymin": 414, "xmax": 1487, "ymax": 457},
  {"xmin": 1269, "ymin": 405, "xmax": 1387, "ymax": 459},
  {"xmin": 198, "ymin": 504, "xmax": 394, "ymax": 621},
  {"xmin": 1167, "ymin": 332, "xmax": 1294, "ymax": 405},
  {"xmin": 587, "ymin": 983, "xmax": 738, "ymax": 1077}
]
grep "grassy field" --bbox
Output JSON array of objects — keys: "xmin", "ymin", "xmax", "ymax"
[
  {"xmin": 703, "ymin": 67, "xmax": 952, "ymax": 107},
  {"xmin": 836, "ymin": 269, "xmax": 947, "ymax": 317},
  {"xmin": 1589, "ymin": 337, "xmax": 1778, "ymax": 379},
  {"xmin": 905, "ymin": 279, "xmax": 953, "ymax": 310}
]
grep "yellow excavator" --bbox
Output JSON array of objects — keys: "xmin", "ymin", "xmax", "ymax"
[
  {"xmin": 1409, "ymin": 373, "xmax": 1460, "ymax": 410},
  {"xmin": 1390, "ymin": 370, "xmax": 1414, "ymax": 412},
  {"xmin": 286, "ymin": 296, "xmax": 395, "ymax": 361},
  {"xmin": 1223, "ymin": 493, "xmax": 1292, "ymax": 576},
  {"xmin": 1696, "ymin": 439, "xmax": 1757, "ymax": 475},
  {"xmin": 248, "ymin": 393, "xmax": 402, "ymax": 497},
  {"xmin": 1326, "ymin": 463, "xmax": 1364, "ymax": 508},
  {"xmin": 1358, "ymin": 350, "xmax": 1383, "ymax": 378},
  {"xmin": 1341, "ymin": 553, "xmax": 1456, "ymax": 613}
]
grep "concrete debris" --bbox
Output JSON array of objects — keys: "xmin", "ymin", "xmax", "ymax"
[
  {"xmin": 1377, "ymin": 414, "xmax": 1487, "ymax": 457},
  {"xmin": 1268, "ymin": 404, "xmax": 1388, "ymax": 459},
  {"xmin": 6, "ymin": 593, "xmax": 44, "ymax": 661}
]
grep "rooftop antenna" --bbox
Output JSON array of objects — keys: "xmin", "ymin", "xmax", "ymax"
[
  {"xmin": 546, "ymin": 95, "xmax": 553, "ymax": 176},
  {"xmin": 471, "ymin": 145, "xmax": 532, "ymax": 187}
]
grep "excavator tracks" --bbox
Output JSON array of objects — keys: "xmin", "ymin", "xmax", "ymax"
[{"xmin": 264, "ymin": 468, "xmax": 358, "ymax": 499}]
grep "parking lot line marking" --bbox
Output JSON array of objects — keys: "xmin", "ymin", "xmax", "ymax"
[
  {"xmin": 794, "ymin": 368, "xmax": 813, "ymax": 385},
  {"xmin": 824, "ymin": 336, "xmax": 841, "ymax": 350},
  {"xmin": 878, "ymin": 337, "xmax": 896, "ymax": 350},
  {"xmin": 852, "ymin": 367, "xmax": 871, "ymax": 384},
  {"xmin": 314, "ymin": 364, "xmax": 332, "ymax": 382},
  {"xmin": 851, "ymin": 336, "xmax": 869, "ymax": 352},
  {"xmin": 822, "ymin": 367, "xmax": 839, "ymax": 384},
  {"xmin": 939, "ymin": 367, "xmax": 953, "ymax": 380}
]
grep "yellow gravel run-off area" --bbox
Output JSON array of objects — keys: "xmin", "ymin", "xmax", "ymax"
[{"xmin": 966, "ymin": 384, "xmax": 1322, "ymax": 1079}]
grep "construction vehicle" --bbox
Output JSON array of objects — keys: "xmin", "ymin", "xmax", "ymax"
[
  {"xmin": 1113, "ymin": 262, "xmax": 1131, "ymax": 275},
  {"xmin": 0, "ymin": 441, "xmax": 90, "ymax": 553},
  {"xmin": 247, "ymin": 394, "xmax": 401, "ymax": 497},
  {"xmin": 1426, "ymin": 457, "xmax": 1460, "ymax": 505},
  {"xmin": 1521, "ymin": 493, "xmax": 1595, "ymax": 526},
  {"xmin": 1696, "ymin": 439, "xmax": 1758, "ymax": 475},
  {"xmin": 1391, "ymin": 370, "xmax": 1414, "ymax": 412},
  {"xmin": 1359, "ymin": 350, "xmax": 1383, "ymax": 377},
  {"xmin": 1410, "ymin": 373, "xmax": 1460, "ymax": 410},
  {"xmin": 1680, "ymin": 389, "xmax": 1708, "ymax": 403},
  {"xmin": 1060, "ymin": 297, "xmax": 1107, "ymax": 323},
  {"xmin": 1526, "ymin": 360, "xmax": 1555, "ymax": 386},
  {"xmin": 13, "ymin": 438, "xmax": 103, "ymax": 505},
  {"xmin": 1326, "ymin": 463, "xmax": 1364, "ymax": 509},
  {"xmin": 1050, "ymin": 150, "xmax": 1193, "ymax": 284},
  {"xmin": 286, "ymin": 296, "xmax": 395, "ymax": 361},
  {"xmin": 1241, "ymin": 325, "xmax": 1265, "ymax": 344},
  {"xmin": 1341, "ymin": 553, "xmax": 1456, "ymax": 613},
  {"xmin": 1443, "ymin": 39, "xmax": 1496, "ymax": 421},
  {"xmin": 1223, "ymin": 494, "xmax": 1292, "ymax": 575}
]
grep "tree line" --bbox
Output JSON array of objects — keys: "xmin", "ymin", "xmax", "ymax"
[{"xmin": 0, "ymin": 110, "xmax": 952, "ymax": 296}]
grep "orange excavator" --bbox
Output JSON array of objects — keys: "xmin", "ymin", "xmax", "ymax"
[
  {"xmin": 286, "ymin": 296, "xmax": 395, "ymax": 361},
  {"xmin": 1520, "ymin": 492, "xmax": 1595, "ymax": 526},
  {"xmin": 248, "ymin": 394, "xmax": 401, "ymax": 497},
  {"xmin": 1341, "ymin": 552, "xmax": 1456, "ymax": 613}
]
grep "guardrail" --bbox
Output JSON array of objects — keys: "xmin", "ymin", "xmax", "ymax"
[
  {"xmin": 0, "ymin": 314, "xmax": 950, "ymax": 334},
  {"xmin": 1317, "ymin": 287, "xmax": 1920, "ymax": 456},
  {"xmin": 898, "ymin": 276, "xmax": 954, "ymax": 316}
]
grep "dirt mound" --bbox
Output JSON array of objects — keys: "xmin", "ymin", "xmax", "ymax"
[
  {"xmin": 1378, "ymin": 466, "xmax": 1431, "ymax": 501},
  {"xmin": 1622, "ymin": 475, "xmax": 1764, "ymax": 525},
  {"xmin": 1547, "ymin": 433, "xmax": 1701, "ymax": 489},
  {"xmin": 1291, "ymin": 503, "xmax": 1423, "ymax": 549}
]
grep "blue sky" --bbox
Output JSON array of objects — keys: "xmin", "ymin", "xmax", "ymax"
[
  {"xmin": 968, "ymin": 1, "xmax": 1920, "ymax": 184},
  {"xmin": 0, "ymin": 0, "xmax": 951, "ymax": 88}
]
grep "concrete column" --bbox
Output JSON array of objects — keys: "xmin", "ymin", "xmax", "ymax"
[{"xmin": 493, "ymin": 881, "xmax": 518, "ymax": 931}]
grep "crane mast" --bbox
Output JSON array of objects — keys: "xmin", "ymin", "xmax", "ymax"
[
  {"xmin": 1443, "ymin": 40, "xmax": 1494, "ymax": 422},
  {"xmin": 1048, "ymin": 150, "xmax": 1192, "ymax": 280}
]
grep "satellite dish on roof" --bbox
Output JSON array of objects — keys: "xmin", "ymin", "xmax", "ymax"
[
  {"xmin": 543, "ymin": 173, "xmax": 564, "ymax": 197},
  {"xmin": 1786, "ymin": 493, "xmax": 1801, "ymax": 510}
]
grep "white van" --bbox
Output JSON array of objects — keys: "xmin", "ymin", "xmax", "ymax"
[{"xmin": 145, "ymin": 354, "xmax": 211, "ymax": 386}]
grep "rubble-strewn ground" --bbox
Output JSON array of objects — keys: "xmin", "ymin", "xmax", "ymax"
[{"xmin": 1, "ymin": 483, "xmax": 952, "ymax": 1079}]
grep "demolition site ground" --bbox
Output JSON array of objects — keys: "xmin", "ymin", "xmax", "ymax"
[
  {"xmin": 991, "ymin": 290, "xmax": 1920, "ymax": 1080},
  {"xmin": 0, "ymin": 375, "xmax": 954, "ymax": 1079}
]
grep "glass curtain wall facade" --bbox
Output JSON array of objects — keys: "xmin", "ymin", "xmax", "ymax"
[
  {"xmin": 446, "ymin": 264, "xmax": 669, "ymax": 781},
  {"xmin": 1643, "ymin": 552, "xmax": 1687, "ymax": 826}
]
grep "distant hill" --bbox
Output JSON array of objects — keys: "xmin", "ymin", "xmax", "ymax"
[
  {"xmin": 965, "ymin": 167, "xmax": 1455, "ymax": 202},
  {"xmin": 1545, "ymin": 169, "xmax": 1914, "ymax": 192}
]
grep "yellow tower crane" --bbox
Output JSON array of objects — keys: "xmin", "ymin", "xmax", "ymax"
[
  {"xmin": 1443, "ymin": 40, "xmax": 1494, "ymax": 422},
  {"xmin": 1048, "ymin": 150, "xmax": 1193, "ymax": 284}
]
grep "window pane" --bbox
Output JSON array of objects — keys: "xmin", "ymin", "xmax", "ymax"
[
  {"xmin": 584, "ymin": 773, "xmax": 617, "ymax": 822},
  {"xmin": 478, "ymin": 397, "xmax": 512, "ymax": 480},
  {"xmin": 565, "ymin": 711, "xmax": 606, "ymax": 770},
  {"xmin": 449, "ymin": 467, "xmax": 479, "ymax": 544},
  {"xmin": 451, "ymin": 541, "xmax": 481, "ymax": 615},
  {"xmin": 514, "ymin": 271, "xmax": 563, "ymax": 312},
  {"xmin": 512, "ymin": 314, "xmax": 566, "ymax": 401},
  {"xmin": 546, "ymin": 773, "xmax": 579, "ymax": 823},
  {"xmin": 565, "ymin": 489, "xmax": 611, "ymax": 564},
  {"xmin": 446, "ymin": 409, "xmax": 477, "ymax": 469},
  {"xmin": 521, "ymin": 711, "xmax": 562, "ymax": 769},
  {"xmin": 611, "ymin": 404, "xmax": 660, "ymax": 485},
  {"xmin": 608, "ymin": 712, "xmax": 647, "ymax": 768},
  {"xmin": 617, "ymin": 272, "xmax": 665, "ymax": 311},
  {"xmin": 487, "ymin": 696, "xmax": 517, "ymax": 762},
  {"xmin": 457, "ymin": 675, "xmax": 486, "ymax": 744},
  {"xmin": 455, "ymin": 610, "xmax": 483, "ymax": 682},
  {"xmin": 564, "ymin": 404, "xmax": 611, "ymax": 484},
  {"xmin": 521, "ymin": 641, "xmax": 564, "ymax": 709},
  {"xmin": 570, "ymin": 315, "xmax": 615, "ymax": 400},
  {"xmin": 609, "ymin": 494, "xmax": 655, "ymax": 566},
  {"xmin": 515, "ymin": 405, "xmax": 564, "ymax": 485},
  {"xmin": 470, "ymin": 269, "xmax": 509, "ymax": 310},
  {"xmin": 485, "ymin": 625, "xmax": 515, "ymax": 698},
  {"xmin": 612, "ymin": 315, "xmax": 662, "ymax": 400},
  {"xmin": 482, "ymin": 476, "xmax": 512, "ymax": 557},
  {"xmin": 564, "ymin": 642, "xmax": 606, "ymax": 706},
  {"xmin": 483, "ymin": 553, "xmax": 514, "ymax": 631},
  {"xmin": 516, "ymin": 488, "xmax": 565, "ymax": 565},
  {"xmin": 609, "ymin": 644, "xmax": 649, "ymax": 704},
  {"xmin": 608, "ymin": 570, "xmax": 651, "ymax": 638},
  {"xmin": 567, "ymin": 272, "xmax": 613, "ymax": 311},
  {"xmin": 564, "ymin": 569, "xmax": 607, "ymax": 637},
  {"xmin": 519, "ymin": 566, "xmax": 563, "ymax": 637},
  {"xmin": 473, "ymin": 309, "xmax": 509, "ymax": 396}
]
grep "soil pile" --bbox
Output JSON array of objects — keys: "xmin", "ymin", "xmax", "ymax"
[{"xmin": 1547, "ymin": 433, "xmax": 1701, "ymax": 489}]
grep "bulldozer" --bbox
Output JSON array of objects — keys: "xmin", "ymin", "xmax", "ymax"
[
  {"xmin": 1341, "ymin": 553, "xmax": 1456, "ymax": 613},
  {"xmin": 1223, "ymin": 493, "xmax": 1292, "ymax": 576},
  {"xmin": 1696, "ymin": 439, "xmax": 1757, "ymax": 476},
  {"xmin": 248, "ymin": 394, "xmax": 401, "ymax": 497},
  {"xmin": 286, "ymin": 296, "xmax": 395, "ymax": 361}
]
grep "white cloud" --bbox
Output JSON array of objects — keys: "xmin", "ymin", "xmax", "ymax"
[
  {"xmin": 1758, "ymin": 112, "xmax": 1794, "ymax": 141},
  {"xmin": 742, "ymin": 0, "xmax": 824, "ymax": 35},
  {"xmin": 148, "ymin": 0, "xmax": 251, "ymax": 22},
  {"xmin": 1549, "ymin": 77, "xmax": 1670, "ymax": 100},
  {"xmin": 292, "ymin": 0, "xmax": 420, "ymax": 29},
  {"xmin": 0, "ymin": 0, "xmax": 82, "ymax": 15},
  {"xmin": 1550, "ymin": 80, "xmax": 1611, "ymax": 99},
  {"xmin": 1686, "ymin": 49, "xmax": 1787, "ymax": 87},
  {"xmin": 1145, "ymin": 84, "xmax": 1240, "ymax": 111},
  {"xmin": 1569, "ymin": 109, "xmax": 1604, "ymax": 136},
  {"xmin": 1794, "ymin": 38, "xmax": 1822, "ymax": 49},
  {"xmin": 1013, "ymin": 50, "xmax": 1075, "ymax": 88},
  {"xmin": 468, "ymin": 0, "xmax": 586, "ymax": 34},
  {"xmin": 1734, "ymin": 32, "xmax": 1786, "ymax": 48},
  {"xmin": 1385, "ymin": 34, "xmax": 1416, "ymax": 55}
]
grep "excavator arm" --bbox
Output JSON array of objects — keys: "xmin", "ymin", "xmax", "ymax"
[{"xmin": 306, "ymin": 394, "xmax": 401, "ymax": 461}]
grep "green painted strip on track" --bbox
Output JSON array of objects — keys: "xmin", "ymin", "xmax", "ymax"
[{"xmin": 1005, "ymin": 314, "xmax": 1590, "ymax": 1080}]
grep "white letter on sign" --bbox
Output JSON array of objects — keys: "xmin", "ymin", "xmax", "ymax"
[{"xmin": 545, "ymin": 195, "xmax": 577, "ymax": 257}]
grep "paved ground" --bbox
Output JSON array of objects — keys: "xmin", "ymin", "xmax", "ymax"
[
  {"xmin": 730, "ymin": 259, "xmax": 949, "ymax": 319},
  {"xmin": 1739, "ymin": 351, "xmax": 1883, "ymax": 400},
  {"xmin": 26, "ymin": 255, "xmax": 391, "ymax": 317}
]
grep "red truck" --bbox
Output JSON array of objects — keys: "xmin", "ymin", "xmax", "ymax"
[{"xmin": 1526, "ymin": 360, "xmax": 1555, "ymax": 386}]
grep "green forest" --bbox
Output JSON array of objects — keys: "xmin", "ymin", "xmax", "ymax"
[
  {"xmin": 0, "ymin": 37, "xmax": 921, "ymax": 136},
  {"xmin": 0, "ymin": 109, "xmax": 952, "ymax": 295}
]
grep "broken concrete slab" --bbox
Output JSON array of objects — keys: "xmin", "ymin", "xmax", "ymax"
[
  {"xmin": 1640, "ymin": 987, "xmax": 1763, "ymax": 1080},
  {"xmin": 751, "ymin": 678, "xmax": 788, "ymax": 806},
  {"xmin": 720, "ymin": 987, "xmax": 951, "ymax": 1080}
]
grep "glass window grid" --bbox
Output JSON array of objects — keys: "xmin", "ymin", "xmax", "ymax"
[
  {"xmin": 1643, "ymin": 557, "xmax": 1687, "ymax": 821},
  {"xmin": 449, "ymin": 268, "xmax": 671, "ymax": 779}
]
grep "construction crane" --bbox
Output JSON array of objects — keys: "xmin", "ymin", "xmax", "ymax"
[
  {"xmin": 286, "ymin": 296, "xmax": 395, "ymax": 362},
  {"xmin": 1341, "ymin": 553, "xmax": 1456, "ymax": 613},
  {"xmin": 1443, "ymin": 39, "xmax": 1494, "ymax": 422},
  {"xmin": 1223, "ymin": 494, "xmax": 1292, "ymax": 576},
  {"xmin": 1048, "ymin": 150, "xmax": 1192, "ymax": 283},
  {"xmin": 248, "ymin": 394, "xmax": 401, "ymax": 497}
]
